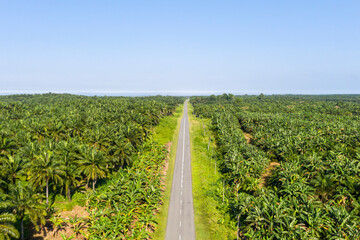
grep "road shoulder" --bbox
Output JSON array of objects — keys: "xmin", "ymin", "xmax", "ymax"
[
  {"xmin": 153, "ymin": 104, "xmax": 184, "ymax": 240},
  {"xmin": 188, "ymin": 103, "xmax": 236, "ymax": 240}
]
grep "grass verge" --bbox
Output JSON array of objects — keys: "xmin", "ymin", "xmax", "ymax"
[
  {"xmin": 188, "ymin": 103, "xmax": 236, "ymax": 240},
  {"xmin": 152, "ymin": 103, "xmax": 184, "ymax": 240}
]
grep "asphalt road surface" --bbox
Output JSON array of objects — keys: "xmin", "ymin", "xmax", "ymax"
[{"xmin": 165, "ymin": 101, "xmax": 195, "ymax": 240}]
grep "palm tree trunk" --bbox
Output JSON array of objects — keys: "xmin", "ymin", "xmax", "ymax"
[
  {"xmin": 67, "ymin": 187, "xmax": 71, "ymax": 201},
  {"xmin": 21, "ymin": 216, "xmax": 24, "ymax": 240},
  {"xmin": 237, "ymin": 214, "xmax": 240, "ymax": 240},
  {"xmin": 92, "ymin": 178, "xmax": 97, "ymax": 190},
  {"xmin": 46, "ymin": 178, "xmax": 49, "ymax": 206}
]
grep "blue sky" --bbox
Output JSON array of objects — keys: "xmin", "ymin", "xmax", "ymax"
[{"xmin": 1, "ymin": 1, "xmax": 359, "ymax": 95}]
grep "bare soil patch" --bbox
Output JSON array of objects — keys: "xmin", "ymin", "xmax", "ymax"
[
  {"xmin": 162, "ymin": 142, "xmax": 172, "ymax": 178},
  {"xmin": 243, "ymin": 133, "xmax": 252, "ymax": 144},
  {"xmin": 31, "ymin": 205, "xmax": 89, "ymax": 240},
  {"xmin": 259, "ymin": 162, "xmax": 280, "ymax": 189}
]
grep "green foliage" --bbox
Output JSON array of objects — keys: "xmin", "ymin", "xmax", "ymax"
[
  {"xmin": 189, "ymin": 109, "xmax": 236, "ymax": 239},
  {"xmin": 86, "ymin": 141, "xmax": 167, "ymax": 239},
  {"xmin": 1, "ymin": 181, "xmax": 46, "ymax": 240},
  {"xmin": 76, "ymin": 146, "xmax": 108, "ymax": 190},
  {"xmin": 0, "ymin": 212, "xmax": 20, "ymax": 240},
  {"xmin": 0, "ymin": 94, "xmax": 184, "ymax": 239},
  {"xmin": 27, "ymin": 150, "xmax": 66, "ymax": 206},
  {"xmin": 191, "ymin": 95, "xmax": 360, "ymax": 239}
]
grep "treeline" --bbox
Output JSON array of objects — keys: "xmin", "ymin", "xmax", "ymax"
[
  {"xmin": 191, "ymin": 94, "xmax": 360, "ymax": 239},
  {"xmin": 0, "ymin": 94, "xmax": 184, "ymax": 239}
]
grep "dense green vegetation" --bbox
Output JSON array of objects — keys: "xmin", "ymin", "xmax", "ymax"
[
  {"xmin": 191, "ymin": 94, "xmax": 360, "ymax": 239},
  {"xmin": 0, "ymin": 93, "xmax": 184, "ymax": 239},
  {"xmin": 85, "ymin": 141, "xmax": 166, "ymax": 239},
  {"xmin": 189, "ymin": 104, "xmax": 235, "ymax": 239}
]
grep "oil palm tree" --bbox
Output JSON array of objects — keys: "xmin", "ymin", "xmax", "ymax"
[
  {"xmin": 1, "ymin": 155, "xmax": 26, "ymax": 184},
  {"xmin": 77, "ymin": 147, "xmax": 108, "ymax": 190},
  {"xmin": 63, "ymin": 165, "xmax": 80, "ymax": 201},
  {"xmin": 20, "ymin": 142, "xmax": 40, "ymax": 162},
  {"xmin": 56, "ymin": 141, "xmax": 80, "ymax": 201},
  {"xmin": 0, "ymin": 137, "xmax": 17, "ymax": 156},
  {"xmin": 311, "ymin": 173, "xmax": 337, "ymax": 202},
  {"xmin": 1, "ymin": 181, "xmax": 45, "ymax": 240},
  {"xmin": 111, "ymin": 140, "xmax": 133, "ymax": 168},
  {"xmin": 27, "ymin": 151, "xmax": 65, "ymax": 206},
  {"xmin": 121, "ymin": 123, "xmax": 144, "ymax": 149}
]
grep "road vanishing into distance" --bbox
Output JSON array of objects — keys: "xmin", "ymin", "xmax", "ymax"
[{"xmin": 166, "ymin": 100, "xmax": 196, "ymax": 240}]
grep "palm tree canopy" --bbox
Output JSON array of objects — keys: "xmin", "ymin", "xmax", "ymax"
[{"xmin": 0, "ymin": 212, "xmax": 20, "ymax": 240}]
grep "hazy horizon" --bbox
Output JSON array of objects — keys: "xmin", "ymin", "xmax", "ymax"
[{"xmin": 2, "ymin": 90, "xmax": 360, "ymax": 97}]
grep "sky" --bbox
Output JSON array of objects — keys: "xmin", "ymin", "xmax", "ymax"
[{"xmin": 0, "ymin": 1, "xmax": 359, "ymax": 95}]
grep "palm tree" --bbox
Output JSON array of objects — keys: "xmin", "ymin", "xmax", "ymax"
[
  {"xmin": 1, "ymin": 181, "xmax": 45, "ymax": 240},
  {"xmin": 111, "ymin": 140, "xmax": 133, "ymax": 168},
  {"xmin": 77, "ymin": 147, "xmax": 108, "ymax": 190},
  {"xmin": 0, "ymin": 137, "xmax": 17, "ymax": 156},
  {"xmin": 1, "ymin": 155, "xmax": 26, "ymax": 184},
  {"xmin": 20, "ymin": 142, "xmax": 40, "ymax": 162},
  {"xmin": 56, "ymin": 141, "xmax": 80, "ymax": 201},
  {"xmin": 0, "ymin": 212, "xmax": 20, "ymax": 240},
  {"xmin": 121, "ymin": 123, "xmax": 144, "ymax": 149},
  {"xmin": 87, "ymin": 128, "xmax": 110, "ymax": 151},
  {"xmin": 46, "ymin": 121, "xmax": 66, "ymax": 141},
  {"xmin": 311, "ymin": 173, "xmax": 337, "ymax": 202},
  {"xmin": 27, "ymin": 151, "xmax": 65, "ymax": 206},
  {"xmin": 134, "ymin": 114, "xmax": 151, "ymax": 139}
]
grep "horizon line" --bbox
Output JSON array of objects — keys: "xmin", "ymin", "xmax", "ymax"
[{"xmin": 0, "ymin": 89, "xmax": 359, "ymax": 96}]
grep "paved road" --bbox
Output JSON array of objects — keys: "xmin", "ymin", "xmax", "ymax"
[{"xmin": 166, "ymin": 100, "xmax": 195, "ymax": 240}]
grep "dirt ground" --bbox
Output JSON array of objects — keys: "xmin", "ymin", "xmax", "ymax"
[
  {"xmin": 243, "ymin": 133, "xmax": 252, "ymax": 144},
  {"xmin": 31, "ymin": 205, "xmax": 89, "ymax": 240},
  {"xmin": 259, "ymin": 162, "xmax": 281, "ymax": 189}
]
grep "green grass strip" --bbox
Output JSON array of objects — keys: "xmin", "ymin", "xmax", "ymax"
[
  {"xmin": 153, "ymin": 104, "xmax": 184, "ymax": 240},
  {"xmin": 189, "ymin": 103, "xmax": 236, "ymax": 240}
]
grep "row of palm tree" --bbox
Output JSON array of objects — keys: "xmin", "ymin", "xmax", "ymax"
[
  {"xmin": 191, "ymin": 95, "xmax": 360, "ymax": 239},
  {"xmin": 85, "ymin": 141, "xmax": 167, "ymax": 239},
  {"xmin": 0, "ymin": 94, "xmax": 184, "ymax": 239}
]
